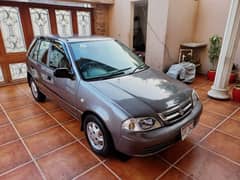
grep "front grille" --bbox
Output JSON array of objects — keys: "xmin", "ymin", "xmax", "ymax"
[{"xmin": 158, "ymin": 98, "xmax": 193, "ymax": 125}]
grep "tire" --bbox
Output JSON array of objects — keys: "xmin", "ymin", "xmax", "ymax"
[
  {"xmin": 30, "ymin": 78, "xmax": 46, "ymax": 102},
  {"xmin": 84, "ymin": 114, "xmax": 113, "ymax": 156}
]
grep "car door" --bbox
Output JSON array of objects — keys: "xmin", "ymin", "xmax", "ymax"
[
  {"xmin": 27, "ymin": 39, "xmax": 41, "ymax": 82},
  {"xmin": 47, "ymin": 41, "xmax": 79, "ymax": 116},
  {"xmin": 35, "ymin": 39, "xmax": 54, "ymax": 92}
]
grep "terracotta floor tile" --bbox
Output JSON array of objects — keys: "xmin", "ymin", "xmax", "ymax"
[
  {"xmin": 16, "ymin": 83, "xmax": 29, "ymax": 89},
  {"xmin": 203, "ymin": 99, "xmax": 238, "ymax": 116},
  {"xmin": 40, "ymin": 99, "xmax": 60, "ymax": 111},
  {"xmin": 199, "ymin": 110, "xmax": 226, "ymax": 128},
  {"xmin": 217, "ymin": 118, "xmax": 240, "ymax": 138},
  {"xmin": 189, "ymin": 76, "xmax": 208, "ymax": 88},
  {"xmin": 16, "ymin": 83, "xmax": 32, "ymax": 95},
  {"xmin": 105, "ymin": 156, "xmax": 169, "ymax": 180},
  {"xmin": 159, "ymin": 140, "xmax": 194, "ymax": 164},
  {"xmin": 198, "ymin": 82, "xmax": 213, "ymax": 91},
  {"xmin": 14, "ymin": 114, "xmax": 57, "ymax": 137},
  {"xmin": 80, "ymin": 138, "xmax": 105, "ymax": 161},
  {"xmin": 0, "ymin": 163, "xmax": 42, "ymax": 180},
  {"xmin": 0, "ymin": 141, "xmax": 31, "ymax": 174},
  {"xmin": 0, "ymin": 86, "xmax": 23, "ymax": 102},
  {"xmin": 160, "ymin": 122, "xmax": 210, "ymax": 163},
  {"xmin": 195, "ymin": 88, "xmax": 209, "ymax": 101},
  {"xmin": 159, "ymin": 167, "xmax": 192, "ymax": 180},
  {"xmin": 231, "ymin": 110, "xmax": 240, "ymax": 121},
  {"xmin": 1, "ymin": 95, "xmax": 34, "ymax": 110},
  {"xmin": 24, "ymin": 89, "xmax": 32, "ymax": 97},
  {"xmin": 38, "ymin": 143, "xmax": 98, "ymax": 180},
  {"xmin": 0, "ymin": 124, "xmax": 18, "ymax": 145},
  {"xmin": 221, "ymin": 99, "xmax": 240, "ymax": 108},
  {"xmin": 63, "ymin": 120, "xmax": 84, "ymax": 139},
  {"xmin": 7, "ymin": 104, "xmax": 45, "ymax": 122},
  {"xmin": 176, "ymin": 147, "xmax": 240, "ymax": 180},
  {"xmin": 187, "ymin": 124, "xmax": 211, "ymax": 143},
  {"xmin": 76, "ymin": 165, "xmax": 117, "ymax": 180},
  {"xmin": 201, "ymin": 131, "xmax": 240, "ymax": 163},
  {"xmin": 24, "ymin": 126, "xmax": 74, "ymax": 158},
  {"xmin": 49, "ymin": 109, "xmax": 74, "ymax": 123},
  {"xmin": 189, "ymin": 83, "xmax": 201, "ymax": 89},
  {"xmin": 0, "ymin": 111, "xmax": 9, "ymax": 126}
]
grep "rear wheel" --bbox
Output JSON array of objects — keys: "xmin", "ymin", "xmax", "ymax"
[
  {"xmin": 30, "ymin": 78, "xmax": 46, "ymax": 102},
  {"xmin": 84, "ymin": 114, "xmax": 113, "ymax": 156}
]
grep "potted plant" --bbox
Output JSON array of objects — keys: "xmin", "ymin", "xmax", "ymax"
[
  {"xmin": 207, "ymin": 35, "xmax": 237, "ymax": 83},
  {"xmin": 229, "ymin": 64, "xmax": 238, "ymax": 83},
  {"xmin": 207, "ymin": 35, "xmax": 222, "ymax": 81},
  {"xmin": 232, "ymin": 81, "xmax": 240, "ymax": 102}
]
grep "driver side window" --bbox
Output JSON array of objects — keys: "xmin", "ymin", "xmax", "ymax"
[{"xmin": 48, "ymin": 43, "xmax": 70, "ymax": 69}]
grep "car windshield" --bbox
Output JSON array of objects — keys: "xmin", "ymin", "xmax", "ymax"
[{"xmin": 70, "ymin": 40, "xmax": 146, "ymax": 81}]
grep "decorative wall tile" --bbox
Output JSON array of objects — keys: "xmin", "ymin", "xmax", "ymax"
[
  {"xmin": 0, "ymin": 66, "xmax": 4, "ymax": 82},
  {"xmin": 30, "ymin": 8, "xmax": 51, "ymax": 36},
  {"xmin": 0, "ymin": 6, "xmax": 26, "ymax": 53},
  {"xmin": 55, "ymin": 10, "xmax": 73, "ymax": 37},
  {"xmin": 77, "ymin": 11, "xmax": 91, "ymax": 36},
  {"xmin": 9, "ymin": 63, "xmax": 27, "ymax": 80}
]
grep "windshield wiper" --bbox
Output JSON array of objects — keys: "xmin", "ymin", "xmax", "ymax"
[
  {"xmin": 130, "ymin": 64, "xmax": 148, "ymax": 74},
  {"xmin": 113, "ymin": 67, "xmax": 132, "ymax": 73},
  {"xmin": 85, "ymin": 67, "xmax": 132, "ymax": 81}
]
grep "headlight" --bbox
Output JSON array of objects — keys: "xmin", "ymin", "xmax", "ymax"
[
  {"xmin": 122, "ymin": 117, "xmax": 161, "ymax": 132},
  {"xmin": 192, "ymin": 90, "xmax": 199, "ymax": 107}
]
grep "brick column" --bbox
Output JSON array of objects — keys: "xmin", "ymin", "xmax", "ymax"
[{"xmin": 93, "ymin": 4, "xmax": 109, "ymax": 35}]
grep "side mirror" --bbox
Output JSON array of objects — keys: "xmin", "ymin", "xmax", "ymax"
[{"xmin": 54, "ymin": 68, "xmax": 74, "ymax": 79}]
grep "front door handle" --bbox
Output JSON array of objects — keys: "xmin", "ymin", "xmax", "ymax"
[{"xmin": 47, "ymin": 76, "xmax": 52, "ymax": 81}]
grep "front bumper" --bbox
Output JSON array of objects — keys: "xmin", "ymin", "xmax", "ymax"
[{"xmin": 116, "ymin": 101, "xmax": 202, "ymax": 156}]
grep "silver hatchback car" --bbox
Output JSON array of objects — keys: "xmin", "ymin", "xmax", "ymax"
[{"xmin": 27, "ymin": 35, "xmax": 202, "ymax": 157}]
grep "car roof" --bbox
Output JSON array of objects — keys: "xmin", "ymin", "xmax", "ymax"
[{"xmin": 37, "ymin": 35, "xmax": 113, "ymax": 43}]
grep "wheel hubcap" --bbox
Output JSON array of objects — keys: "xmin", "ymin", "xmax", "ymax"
[
  {"xmin": 86, "ymin": 122, "xmax": 104, "ymax": 150},
  {"xmin": 31, "ymin": 81, "xmax": 38, "ymax": 98}
]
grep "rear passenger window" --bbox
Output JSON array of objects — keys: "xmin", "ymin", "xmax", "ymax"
[
  {"xmin": 29, "ymin": 40, "xmax": 40, "ymax": 61},
  {"xmin": 38, "ymin": 40, "xmax": 50, "ymax": 65},
  {"xmin": 48, "ymin": 43, "xmax": 70, "ymax": 69}
]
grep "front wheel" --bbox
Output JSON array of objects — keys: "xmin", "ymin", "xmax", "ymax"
[
  {"xmin": 84, "ymin": 115, "xmax": 113, "ymax": 156},
  {"xmin": 30, "ymin": 78, "xmax": 46, "ymax": 102}
]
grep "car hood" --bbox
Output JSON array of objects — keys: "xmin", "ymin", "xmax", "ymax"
[{"xmin": 90, "ymin": 68, "xmax": 192, "ymax": 117}]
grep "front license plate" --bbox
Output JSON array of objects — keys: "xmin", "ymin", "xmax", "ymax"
[{"xmin": 181, "ymin": 122, "xmax": 194, "ymax": 140}]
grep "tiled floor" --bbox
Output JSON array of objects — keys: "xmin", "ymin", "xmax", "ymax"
[{"xmin": 0, "ymin": 76, "xmax": 239, "ymax": 180}]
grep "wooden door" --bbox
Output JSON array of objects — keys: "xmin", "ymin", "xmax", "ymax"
[{"xmin": 0, "ymin": 1, "xmax": 94, "ymax": 86}]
